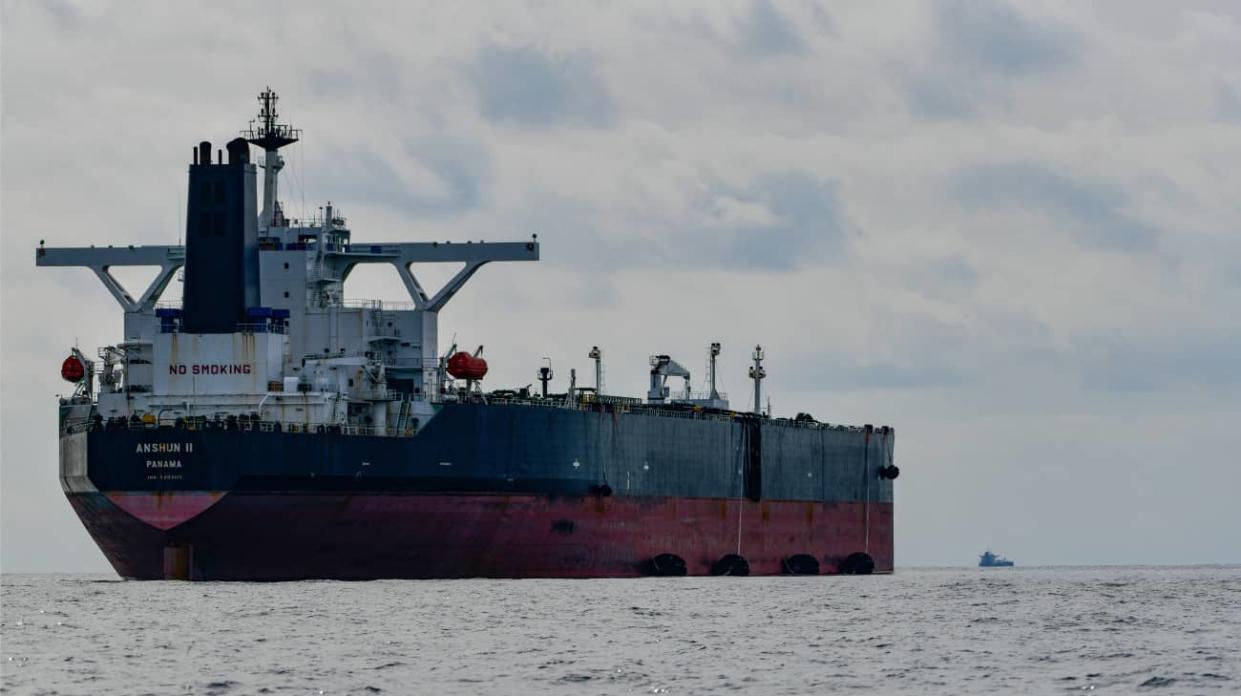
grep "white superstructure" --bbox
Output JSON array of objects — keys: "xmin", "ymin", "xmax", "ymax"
[{"xmin": 37, "ymin": 89, "xmax": 538, "ymax": 434}]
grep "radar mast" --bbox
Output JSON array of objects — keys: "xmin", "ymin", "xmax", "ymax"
[
  {"xmin": 749, "ymin": 345, "xmax": 766, "ymax": 415},
  {"xmin": 242, "ymin": 87, "xmax": 301, "ymax": 229}
]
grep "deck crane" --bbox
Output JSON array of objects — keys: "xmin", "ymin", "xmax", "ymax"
[{"xmin": 647, "ymin": 355, "xmax": 692, "ymax": 404}]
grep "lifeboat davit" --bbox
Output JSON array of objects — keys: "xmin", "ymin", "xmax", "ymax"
[
  {"xmin": 61, "ymin": 354, "xmax": 86, "ymax": 382},
  {"xmin": 446, "ymin": 352, "xmax": 488, "ymax": 381}
]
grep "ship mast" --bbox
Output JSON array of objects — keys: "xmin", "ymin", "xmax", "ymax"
[
  {"xmin": 589, "ymin": 346, "xmax": 603, "ymax": 395},
  {"xmin": 538, "ymin": 359, "xmax": 554, "ymax": 398},
  {"xmin": 707, "ymin": 342, "xmax": 721, "ymax": 401},
  {"xmin": 243, "ymin": 87, "xmax": 300, "ymax": 230},
  {"xmin": 749, "ymin": 345, "xmax": 766, "ymax": 415}
]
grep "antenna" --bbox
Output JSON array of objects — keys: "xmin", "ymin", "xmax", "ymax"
[
  {"xmin": 588, "ymin": 346, "xmax": 603, "ymax": 395},
  {"xmin": 749, "ymin": 345, "xmax": 766, "ymax": 415},
  {"xmin": 242, "ymin": 88, "xmax": 302, "ymax": 230},
  {"xmin": 242, "ymin": 88, "xmax": 301, "ymax": 150},
  {"xmin": 707, "ymin": 342, "xmax": 721, "ymax": 400},
  {"xmin": 537, "ymin": 358, "xmax": 554, "ymax": 398}
]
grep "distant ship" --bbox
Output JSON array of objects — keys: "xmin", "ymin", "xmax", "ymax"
[{"xmin": 979, "ymin": 550, "xmax": 1014, "ymax": 567}]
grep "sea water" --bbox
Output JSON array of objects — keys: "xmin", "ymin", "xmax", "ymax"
[{"xmin": 1, "ymin": 566, "xmax": 1237, "ymax": 695}]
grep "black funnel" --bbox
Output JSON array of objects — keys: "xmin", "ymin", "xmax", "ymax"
[{"xmin": 181, "ymin": 138, "xmax": 258, "ymax": 333}]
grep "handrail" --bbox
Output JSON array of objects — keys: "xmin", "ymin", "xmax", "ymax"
[
  {"xmin": 59, "ymin": 396, "xmax": 872, "ymax": 438},
  {"xmin": 341, "ymin": 299, "xmax": 418, "ymax": 311},
  {"xmin": 453, "ymin": 394, "xmax": 866, "ymax": 432},
  {"xmin": 60, "ymin": 417, "xmax": 419, "ymax": 438}
]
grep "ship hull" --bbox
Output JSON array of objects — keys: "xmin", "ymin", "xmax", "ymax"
[
  {"xmin": 60, "ymin": 401, "xmax": 895, "ymax": 580},
  {"xmin": 67, "ymin": 490, "xmax": 892, "ymax": 580}
]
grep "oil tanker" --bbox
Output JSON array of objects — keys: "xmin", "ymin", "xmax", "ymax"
[{"xmin": 38, "ymin": 90, "xmax": 898, "ymax": 580}]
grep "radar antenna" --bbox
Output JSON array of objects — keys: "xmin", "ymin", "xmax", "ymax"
[
  {"xmin": 537, "ymin": 358, "xmax": 554, "ymax": 398},
  {"xmin": 242, "ymin": 87, "xmax": 302, "ymax": 229},
  {"xmin": 243, "ymin": 87, "xmax": 301, "ymax": 150}
]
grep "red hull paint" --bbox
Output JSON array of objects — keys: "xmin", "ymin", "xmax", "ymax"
[
  {"xmin": 69, "ymin": 492, "xmax": 893, "ymax": 580},
  {"xmin": 104, "ymin": 491, "xmax": 224, "ymax": 530}
]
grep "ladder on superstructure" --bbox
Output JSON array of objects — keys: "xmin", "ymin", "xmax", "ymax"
[{"xmin": 394, "ymin": 397, "xmax": 412, "ymax": 435}]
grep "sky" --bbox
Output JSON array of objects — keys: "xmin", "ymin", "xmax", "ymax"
[{"xmin": 2, "ymin": 1, "xmax": 1240, "ymax": 572}]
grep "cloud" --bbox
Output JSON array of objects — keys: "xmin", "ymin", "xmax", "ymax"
[
  {"xmin": 36, "ymin": 0, "xmax": 85, "ymax": 30},
  {"xmin": 399, "ymin": 138, "xmax": 491, "ymax": 214},
  {"xmin": 518, "ymin": 171, "xmax": 851, "ymax": 274},
  {"xmin": 907, "ymin": 1, "xmax": 1081, "ymax": 118},
  {"xmin": 935, "ymin": 0, "xmax": 1080, "ymax": 76},
  {"xmin": 925, "ymin": 256, "xmax": 978, "ymax": 287},
  {"xmin": 468, "ymin": 45, "xmax": 614, "ymax": 127},
  {"xmin": 310, "ymin": 138, "xmax": 490, "ymax": 217},
  {"xmin": 776, "ymin": 309, "xmax": 983, "ymax": 393},
  {"xmin": 952, "ymin": 162, "xmax": 1158, "ymax": 251},
  {"xmin": 508, "ymin": 190, "xmax": 652, "ymax": 274},
  {"xmin": 906, "ymin": 255, "xmax": 979, "ymax": 301},
  {"xmin": 792, "ymin": 353, "xmax": 973, "ymax": 390},
  {"xmin": 1073, "ymin": 331, "xmax": 1241, "ymax": 391},
  {"xmin": 307, "ymin": 69, "xmax": 358, "ymax": 97},
  {"xmin": 674, "ymin": 172, "xmax": 850, "ymax": 270},
  {"xmin": 738, "ymin": 0, "xmax": 805, "ymax": 56},
  {"xmin": 904, "ymin": 69, "xmax": 983, "ymax": 119},
  {"xmin": 1217, "ymin": 81, "xmax": 1241, "ymax": 122}
]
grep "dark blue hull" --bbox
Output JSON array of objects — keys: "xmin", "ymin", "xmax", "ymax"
[{"xmin": 87, "ymin": 403, "xmax": 895, "ymax": 502}]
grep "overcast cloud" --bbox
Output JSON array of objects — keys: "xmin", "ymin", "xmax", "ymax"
[{"xmin": 3, "ymin": 1, "xmax": 1240, "ymax": 572}]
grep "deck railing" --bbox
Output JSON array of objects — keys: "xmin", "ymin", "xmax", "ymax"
[
  {"xmin": 452, "ymin": 392, "xmax": 866, "ymax": 432},
  {"xmin": 61, "ymin": 416, "xmax": 419, "ymax": 438},
  {"xmin": 59, "ymin": 394, "xmax": 870, "ymax": 439}
]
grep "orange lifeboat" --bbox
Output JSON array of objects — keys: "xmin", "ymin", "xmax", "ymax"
[
  {"xmin": 446, "ymin": 352, "xmax": 488, "ymax": 381},
  {"xmin": 61, "ymin": 354, "xmax": 86, "ymax": 382}
]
